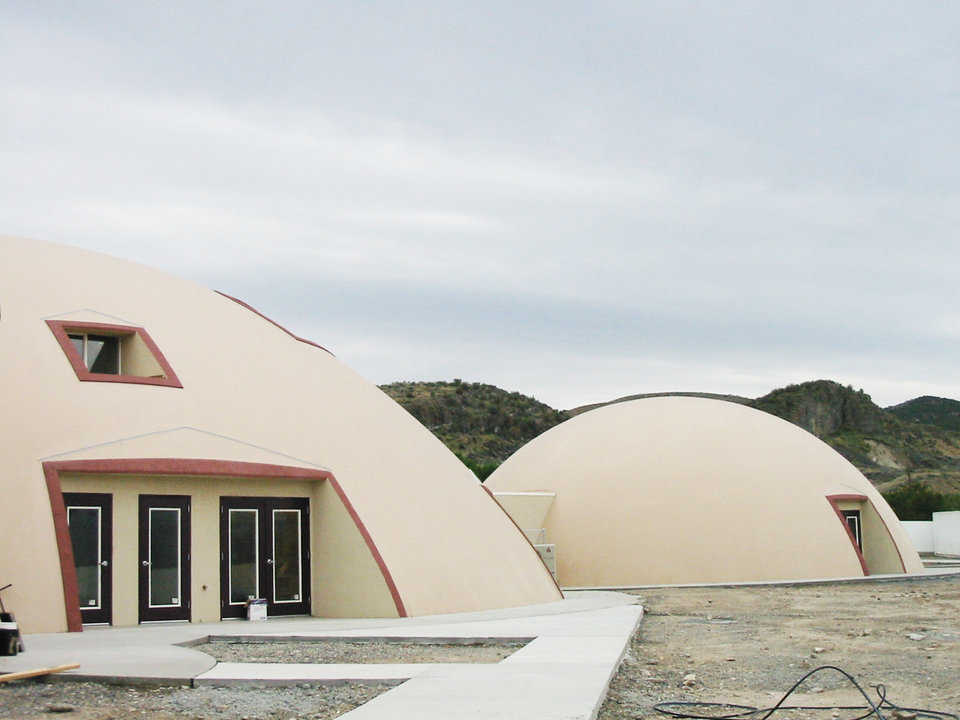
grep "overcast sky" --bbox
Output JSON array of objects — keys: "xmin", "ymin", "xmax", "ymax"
[{"xmin": 3, "ymin": 2, "xmax": 958, "ymax": 409}]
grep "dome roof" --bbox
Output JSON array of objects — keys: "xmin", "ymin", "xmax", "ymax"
[
  {"xmin": 0, "ymin": 236, "xmax": 560, "ymax": 632},
  {"xmin": 486, "ymin": 396, "xmax": 921, "ymax": 586}
]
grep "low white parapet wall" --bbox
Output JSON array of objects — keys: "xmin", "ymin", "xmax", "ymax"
[
  {"xmin": 932, "ymin": 511, "xmax": 960, "ymax": 557},
  {"xmin": 902, "ymin": 520, "xmax": 935, "ymax": 553}
]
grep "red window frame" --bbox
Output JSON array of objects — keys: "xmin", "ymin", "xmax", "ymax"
[{"xmin": 46, "ymin": 320, "xmax": 182, "ymax": 388}]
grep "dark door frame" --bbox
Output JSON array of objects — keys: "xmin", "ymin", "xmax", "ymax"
[
  {"xmin": 63, "ymin": 492, "xmax": 113, "ymax": 625},
  {"xmin": 138, "ymin": 494, "xmax": 191, "ymax": 623},
  {"xmin": 841, "ymin": 509, "xmax": 862, "ymax": 550},
  {"xmin": 220, "ymin": 496, "xmax": 311, "ymax": 619}
]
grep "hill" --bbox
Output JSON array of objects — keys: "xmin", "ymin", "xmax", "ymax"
[
  {"xmin": 380, "ymin": 380, "xmax": 569, "ymax": 478},
  {"xmin": 382, "ymin": 379, "xmax": 960, "ymax": 499},
  {"xmin": 749, "ymin": 381, "xmax": 960, "ymax": 493},
  {"xmin": 887, "ymin": 395, "xmax": 960, "ymax": 432}
]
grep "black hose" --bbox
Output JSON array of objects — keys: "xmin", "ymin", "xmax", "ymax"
[{"xmin": 652, "ymin": 665, "xmax": 957, "ymax": 720}]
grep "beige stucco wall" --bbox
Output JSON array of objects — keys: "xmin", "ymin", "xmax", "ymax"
[
  {"xmin": 492, "ymin": 493, "xmax": 556, "ymax": 537},
  {"xmin": 0, "ymin": 236, "xmax": 561, "ymax": 633},
  {"xmin": 487, "ymin": 397, "xmax": 923, "ymax": 587},
  {"xmin": 834, "ymin": 498, "xmax": 905, "ymax": 575},
  {"xmin": 119, "ymin": 333, "xmax": 164, "ymax": 378},
  {"xmin": 312, "ymin": 480, "xmax": 398, "ymax": 618}
]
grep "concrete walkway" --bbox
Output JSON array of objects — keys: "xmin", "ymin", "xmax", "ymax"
[{"xmin": 1, "ymin": 591, "xmax": 644, "ymax": 720}]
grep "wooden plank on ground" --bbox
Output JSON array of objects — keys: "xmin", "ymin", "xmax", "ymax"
[{"xmin": 0, "ymin": 664, "xmax": 80, "ymax": 683}]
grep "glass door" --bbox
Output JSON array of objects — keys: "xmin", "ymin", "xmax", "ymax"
[
  {"xmin": 138, "ymin": 495, "xmax": 191, "ymax": 622},
  {"xmin": 63, "ymin": 493, "xmax": 112, "ymax": 625},
  {"xmin": 220, "ymin": 497, "xmax": 310, "ymax": 618}
]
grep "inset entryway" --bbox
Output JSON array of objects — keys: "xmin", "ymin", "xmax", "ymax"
[
  {"xmin": 63, "ymin": 493, "xmax": 112, "ymax": 625},
  {"xmin": 842, "ymin": 509, "xmax": 862, "ymax": 550},
  {"xmin": 220, "ymin": 497, "xmax": 311, "ymax": 618},
  {"xmin": 138, "ymin": 495, "xmax": 191, "ymax": 622}
]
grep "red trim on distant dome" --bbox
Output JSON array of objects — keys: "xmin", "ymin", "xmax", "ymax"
[
  {"xmin": 482, "ymin": 485, "xmax": 563, "ymax": 596},
  {"xmin": 216, "ymin": 292, "xmax": 333, "ymax": 355},
  {"xmin": 43, "ymin": 458, "xmax": 405, "ymax": 631},
  {"xmin": 46, "ymin": 320, "xmax": 183, "ymax": 388},
  {"xmin": 825, "ymin": 494, "xmax": 907, "ymax": 576}
]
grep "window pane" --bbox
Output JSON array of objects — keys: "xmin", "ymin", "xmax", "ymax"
[
  {"xmin": 149, "ymin": 509, "xmax": 180, "ymax": 607},
  {"xmin": 87, "ymin": 335, "xmax": 120, "ymax": 374},
  {"xmin": 230, "ymin": 510, "xmax": 258, "ymax": 604},
  {"xmin": 273, "ymin": 510, "xmax": 301, "ymax": 602},
  {"xmin": 68, "ymin": 334, "xmax": 85, "ymax": 362},
  {"xmin": 68, "ymin": 507, "xmax": 100, "ymax": 609}
]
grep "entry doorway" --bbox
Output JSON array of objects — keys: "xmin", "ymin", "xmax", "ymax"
[
  {"xmin": 63, "ymin": 493, "xmax": 113, "ymax": 625},
  {"xmin": 842, "ymin": 509, "xmax": 862, "ymax": 550},
  {"xmin": 220, "ymin": 497, "xmax": 311, "ymax": 618},
  {"xmin": 138, "ymin": 495, "xmax": 191, "ymax": 622}
]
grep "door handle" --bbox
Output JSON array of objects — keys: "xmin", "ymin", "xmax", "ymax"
[
  {"xmin": 141, "ymin": 560, "xmax": 150, "ymax": 567},
  {"xmin": 100, "ymin": 560, "xmax": 109, "ymax": 567},
  {"xmin": 266, "ymin": 558, "xmax": 274, "ymax": 565}
]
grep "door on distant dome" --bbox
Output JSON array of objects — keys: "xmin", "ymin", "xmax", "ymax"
[
  {"xmin": 841, "ymin": 509, "xmax": 862, "ymax": 551},
  {"xmin": 138, "ymin": 495, "xmax": 191, "ymax": 622},
  {"xmin": 220, "ymin": 497, "xmax": 311, "ymax": 618},
  {"xmin": 63, "ymin": 493, "xmax": 112, "ymax": 625}
]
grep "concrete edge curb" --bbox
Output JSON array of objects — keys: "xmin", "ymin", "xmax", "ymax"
[{"xmin": 588, "ymin": 605, "xmax": 645, "ymax": 720}]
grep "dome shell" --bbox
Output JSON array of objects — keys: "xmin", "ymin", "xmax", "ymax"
[
  {"xmin": 0, "ymin": 236, "xmax": 560, "ymax": 632},
  {"xmin": 487, "ymin": 396, "xmax": 922, "ymax": 586}
]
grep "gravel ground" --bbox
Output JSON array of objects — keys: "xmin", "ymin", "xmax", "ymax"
[
  {"xmin": 598, "ymin": 575, "xmax": 960, "ymax": 720},
  {"xmin": 192, "ymin": 638, "xmax": 526, "ymax": 664},
  {"xmin": 0, "ymin": 638, "xmax": 525, "ymax": 718},
  {"xmin": 0, "ymin": 680, "xmax": 392, "ymax": 720}
]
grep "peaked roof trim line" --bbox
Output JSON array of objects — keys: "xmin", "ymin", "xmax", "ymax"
[
  {"xmin": 216, "ymin": 291, "xmax": 333, "ymax": 355},
  {"xmin": 46, "ymin": 320, "xmax": 183, "ymax": 388},
  {"xmin": 42, "ymin": 458, "xmax": 406, "ymax": 630}
]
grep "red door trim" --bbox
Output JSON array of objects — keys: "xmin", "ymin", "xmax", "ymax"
[
  {"xmin": 43, "ymin": 458, "xmax": 406, "ymax": 631},
  {"xmin": 825, "ymin": 494, "xmax": 907, "ymax": 576}
]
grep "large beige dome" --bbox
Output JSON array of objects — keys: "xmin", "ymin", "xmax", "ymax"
[
  {"xmin": 487, "ymin": 397, "xmax": 922, "ymax": 587},
  {"xmin": 0, "ymin": 236, "xmax": 560, "ymax": 633}
]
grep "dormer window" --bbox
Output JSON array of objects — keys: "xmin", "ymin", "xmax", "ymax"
[{"xmin": 47, "ymin": 320, "xmax": 182, "ymax": 388}]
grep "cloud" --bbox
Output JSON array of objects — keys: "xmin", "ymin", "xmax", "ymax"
[{"xmin": 2, "ymin": 1, "xmax": 959, "ymax": 409}]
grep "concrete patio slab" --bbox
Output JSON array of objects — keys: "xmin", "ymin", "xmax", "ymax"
[{"xmin": 1, "ymin": 590, "xmax": 643, "ymax": 719}]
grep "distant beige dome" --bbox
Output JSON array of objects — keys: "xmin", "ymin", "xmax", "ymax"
[
  {"xmin": 487, "ymin": 397, "xmax": 922, "ymax": 587},
  {"xmin": 0, "ymin": 236, "xmax": 560, "ymax": 633}
]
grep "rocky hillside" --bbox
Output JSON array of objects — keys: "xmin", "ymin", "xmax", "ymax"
[
  {"xmin": 749, "ymin": 381, "xmax": 960, "ymax": 493},
  {"xmin": 380, "ymin": 380, "xmax": 569, "ymax": 478},
  {"xmin": 382, "ymin": 379, "xmax": 960, "ymax": 496},
  {"xmin": 887, "ymin": 396, "xmax": 960, "ymax": 432}
]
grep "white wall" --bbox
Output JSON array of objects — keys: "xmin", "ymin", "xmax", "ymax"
[
  {"xmin": 932, "ymin": 511, "xmax": 960, "ymax": 557},
  {"xmin": 901, "ymin": 521, "xmax": 935, "ymax": 553}
]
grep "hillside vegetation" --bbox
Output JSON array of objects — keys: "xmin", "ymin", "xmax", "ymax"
[
  {"xmin": 380, "ymin": 380, "xmax": 569, "ymax": 478},
  {"xmin": 382, "ymin": 379, "xmax": 960, "ymax": 506},
  {"xmin": 888, "ymin": 395, "xmax": 960, "ymax": 432}
]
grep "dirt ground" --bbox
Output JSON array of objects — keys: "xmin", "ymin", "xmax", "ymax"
[
  {"xmin": 599, "ymin": 575, "xmax": 960, "ymax": 720},
  {"xmin": 193, "ymin": 637, "xmax": 526, "ymax": 664},
  {"xmin": 0, "ymin": 680, "xmax": 392, "ymax": 720}
]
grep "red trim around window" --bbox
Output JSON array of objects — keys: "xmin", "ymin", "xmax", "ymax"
[
  {"xmin": 43, "ymin": 458, "xmax": 406, "ymax": 631},
  {"xmin": 46, "ymin": 320, "xmax": 183, "ymax": 388}
]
